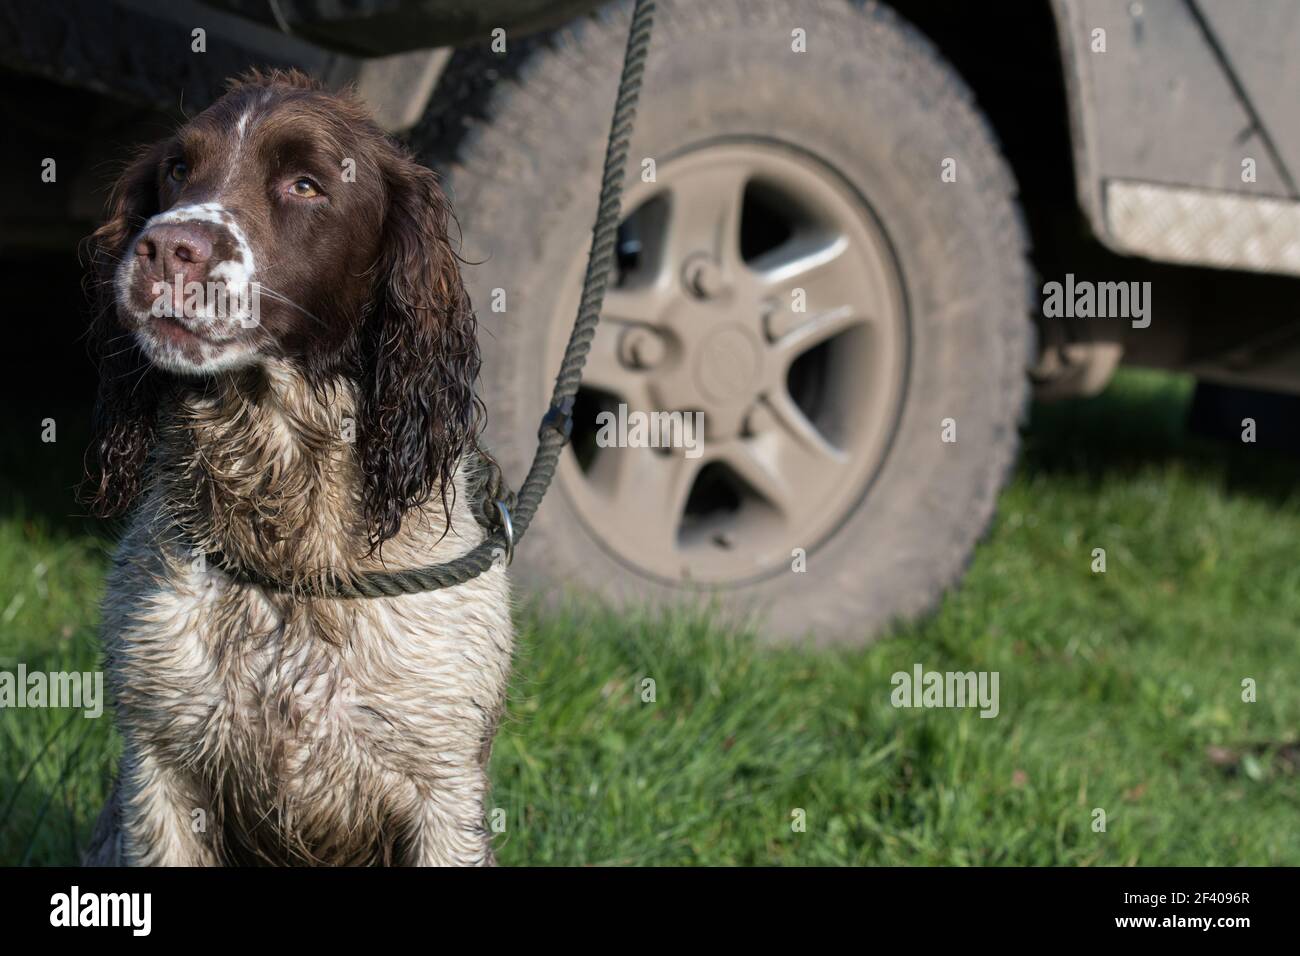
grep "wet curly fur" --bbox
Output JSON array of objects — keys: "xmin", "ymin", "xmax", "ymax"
[{"xmin": 80, "ymin": 71, "xmax": 513, "ymax": 866}]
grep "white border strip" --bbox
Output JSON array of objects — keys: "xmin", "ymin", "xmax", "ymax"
[{"xmin": 1105, "ymin": 179, "xmax": 1300, "ymax": 277}]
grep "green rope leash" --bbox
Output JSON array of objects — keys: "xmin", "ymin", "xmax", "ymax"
[{"xmin": 212, "ymin": 0, "xmax": 656, "ymax": 599}]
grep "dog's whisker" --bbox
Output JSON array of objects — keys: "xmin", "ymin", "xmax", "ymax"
[{"xmin": 256, "ymin": 285, "xmax": 329, "ymax": 328}]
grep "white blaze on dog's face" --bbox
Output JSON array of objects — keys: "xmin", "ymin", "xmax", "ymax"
[
  {"xmin": 116, "ymin": 200, "xmax": 261, "ymax": 373},
  {"xmin": 110, "ymin": 81, "xmax": 390, "ymax": 376}
]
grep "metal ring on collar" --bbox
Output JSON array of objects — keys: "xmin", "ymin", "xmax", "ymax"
[{"xmin": 493, "ymin": 499, "xmax": 515, "ymax": 567}]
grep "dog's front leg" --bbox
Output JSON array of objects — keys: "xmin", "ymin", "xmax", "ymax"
[
  {"xmin": 407, "ymin": 765, "xmax": 496, "ymax": 867},
  {"xmin": 117, "ymin": 743, "xmax": 216, "ymax": 866}
]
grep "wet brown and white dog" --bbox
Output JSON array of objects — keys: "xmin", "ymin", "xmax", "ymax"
[{"xmin": 81, "ymin": 70, "xmax": 513, "ymax": 866}]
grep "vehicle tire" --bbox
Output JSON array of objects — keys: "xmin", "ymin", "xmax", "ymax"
[{"xmin": 414, "ymin": 0, "xmax": 1034, "ymax": 645}]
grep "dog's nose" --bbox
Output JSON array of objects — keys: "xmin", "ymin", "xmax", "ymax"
[{"xmin": 135, "ymin": 224, "xmax": 213, "ymax": 282}]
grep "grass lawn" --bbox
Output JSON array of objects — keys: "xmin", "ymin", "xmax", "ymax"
[{"xmin": 1, "ymin": 370, "xmax": 1298, "ymax": 865}]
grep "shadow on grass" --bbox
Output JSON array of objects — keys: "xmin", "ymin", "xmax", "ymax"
[{"xmin": 1022, "ymin": 371, "xmax": 1300, "ymax": 507}]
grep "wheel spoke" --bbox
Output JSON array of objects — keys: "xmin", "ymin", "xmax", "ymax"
[
  {"xmin": 721, "ymin": 394, "xmax": 846, "ymax": 524},
  {"xmin": 661, "ymin": 161, "xmax": 750, "ymax": 275},
  {"xmin": 754, "ymin": 233, "xmax": 878, "ymax": 341},
  {"xmin": 598, "ymin": 446, "xmax": 702, "ymax": 555},
  {"xmin": 602, "ymin": 282, "xmax": 664, "ymax": 326},
  {"xmin": 766, "ymin": 389, "xmax": 846, "ymax": 462},
  {"xmin": 767, "ymin": 304, "xmax": 862, "ymax": 369},
  {"xmin": 577, "ymin": 320, "xmax": 652, "ymax": 408}
]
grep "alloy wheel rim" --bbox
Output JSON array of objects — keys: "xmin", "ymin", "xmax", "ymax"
[{"xmin": 548, "ymin": 139, "xmax": 908, "ymax": 586}]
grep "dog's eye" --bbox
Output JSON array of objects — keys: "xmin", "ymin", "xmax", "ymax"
[
  {"xmin": 289, "ymin": 178, "xmax": 321, "ymax": 199},
  {"xmin": 168, "ymin": 161, "xmax": 188, "ymax": 182}
]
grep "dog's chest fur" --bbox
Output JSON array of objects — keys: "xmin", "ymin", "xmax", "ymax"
[{"xmin": 98, "ymin": 366, "xmax": 513, "ymax": 865}]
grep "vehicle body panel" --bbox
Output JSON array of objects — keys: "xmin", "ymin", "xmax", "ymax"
[
  {"xmin": 1050, "ymin": 0, "xmax": 1300, "ymax": 276},
  {"xmin": 204, "ymin": 0, "xmax": 604, "ymax": 56}
]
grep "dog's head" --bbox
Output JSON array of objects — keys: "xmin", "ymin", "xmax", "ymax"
[{"xmin": 83, "ymin": 69, "xmax": 480, "ymax": 547}]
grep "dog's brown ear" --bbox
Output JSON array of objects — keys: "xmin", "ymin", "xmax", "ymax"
[
  {"xmin": 357, "ymin": 154, "xmax": 482, "ymax": 549},
  {"xmin": 80, "ymin": 142, "xmax": 167, "ymax": 518}
]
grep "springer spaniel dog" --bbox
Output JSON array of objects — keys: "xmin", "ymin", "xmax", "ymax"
[{"xmin": 81, "ymin": 70, "xmax": 513, "ymax": 866}]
